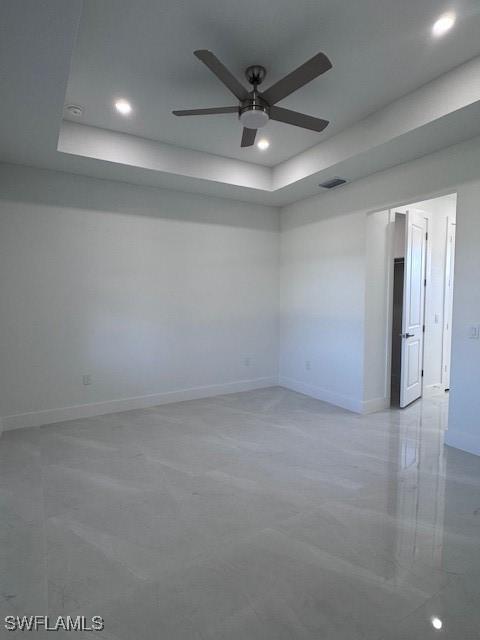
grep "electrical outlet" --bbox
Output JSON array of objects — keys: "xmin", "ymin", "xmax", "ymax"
[
  {"xmin": 305, "ymin": 360, "xmax": 311, "ymax": 371},
  {"xmin": 82, "ymin": 374, "xmax": 92, "ymax": 386}
]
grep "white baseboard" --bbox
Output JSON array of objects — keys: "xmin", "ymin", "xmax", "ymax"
[
  {"xmin": 361, "ymin": 397, "xmax": 390, "ymax": 414},
  {"xmin": 278, "ymin": 376, "xmax": 363, "ymax": 413},
  {"xmin": 445, "ymin": 430, "xmax": 480, "ymax": 457},
  {"xmin": 2, "ymin": 377, "xmax": 278, "ymax": 431}
]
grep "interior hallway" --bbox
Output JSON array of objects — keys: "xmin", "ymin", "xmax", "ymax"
[{"xmin": 1, "ymin": 387, "xmax": 479, "ymax": 639}]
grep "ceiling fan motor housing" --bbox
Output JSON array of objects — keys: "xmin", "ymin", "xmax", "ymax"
[
  {"xmin": 245, "ymin": 65, "xmax": 266, "ymax": 86},
  {"xmin": 239, "ymin": 93, "xmax": 269, "ymax": 129},
  {"xmin": 239, "ymin": 65, "xmax": 269, "ymax": 129}
]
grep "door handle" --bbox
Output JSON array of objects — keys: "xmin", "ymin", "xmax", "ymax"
[{"xmin": 400, "ymin": 333, "xmax": 415, "ymax": 338}]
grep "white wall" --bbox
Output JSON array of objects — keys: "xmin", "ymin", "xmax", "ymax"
[
  {"xmin": 280, "ymin": 134, "xmax": 480, "ymax": 455},
  {"xmin": 393, "ymin": 215, "xmax": 406, "ymax": 259},
  {"xmin": 364, "ymin": 210, "xmax": 392, "ymax": 411},
  {"xmin": 279, "ymin": 209, "xmax": 365, "ymax": 412},
  {"xmin": 1, "ymin": 134, "xmax": 480, "ymax": 457},
  {"xmin": 0, "ymin": 164, "xmax": 279, "ymax": 429},
  {"xmin": 447, "ymin": 181, "xmax": 480, "ymax": 455}
]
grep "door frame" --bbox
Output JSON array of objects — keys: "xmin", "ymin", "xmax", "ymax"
[
  {"xmin": 441, "ymin": 217, "xmax": 456, "ymax": 390},
  {"xmin": 380, "ymin": 193, "xmax": 457, "ymax": 408}
]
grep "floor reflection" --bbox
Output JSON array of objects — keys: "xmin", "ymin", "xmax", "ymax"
[
  {"xmin": 390, "ymin": 388, "xmax": 447, "ymax": 583},
  {"xmin": 379, "ymin": 387, "xmax": 480, "ymax": 638},
  {"xmin": 1, "ymin": 386, "xmax": 479, "ymax": 640}
]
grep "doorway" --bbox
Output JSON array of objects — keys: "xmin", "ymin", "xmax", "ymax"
[{"xmin": 389, "ymin": 194, "xmax": 457, "ymax": 408}]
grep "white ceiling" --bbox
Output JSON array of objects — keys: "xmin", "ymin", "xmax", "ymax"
[
  {"xmin": 65, "ymin": 0, "xmax": 480, "ymax": 166},
  {"xmin": 1, "ymin": 0, "xmax": 480, "ymax": 206}
]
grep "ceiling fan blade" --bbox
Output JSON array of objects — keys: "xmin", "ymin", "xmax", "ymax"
[
  {"xmin": 261, "ymin": 52, "xmax": 332, "ymax": 105},
  {"xmin": 194, "ymin": 50, "xmax": 249, "ymax": 101},
  {"xmin": 269, "ymin": 106, "xmax": 329, "ymax": 132},
  {"xmin": 241, "ymin": 127, "xmax": 257, "ymax": 147},
  {"xmin": 172, "ymin": 106, "xmax": 238, "ymax": 116}
]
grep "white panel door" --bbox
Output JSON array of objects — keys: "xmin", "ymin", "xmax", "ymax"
[{"xmin": 400, "ymin": 210, "xmax": 427, "ymax": 408}]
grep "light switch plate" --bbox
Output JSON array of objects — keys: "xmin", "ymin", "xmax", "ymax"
[{"xmin": 468, "ymin": 325, "xmax": 480, "ymax": 339}]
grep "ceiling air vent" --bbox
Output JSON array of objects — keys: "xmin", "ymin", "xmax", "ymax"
[{"xmin": 319, "ymin": 177, "xmax": 347, "ymax": 189}]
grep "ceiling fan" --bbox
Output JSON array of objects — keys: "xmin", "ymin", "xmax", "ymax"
[{"xmin": 173, "ymin": 50, "xmax": 332, "ymax": 147}]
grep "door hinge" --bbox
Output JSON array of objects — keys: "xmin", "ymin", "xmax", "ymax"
[
  {"xmin": 421, "ymin": 369, "xmax": 424, "ymax": 377},
  {"xmin": 422, "ymin": 325, "xmax": 425, "ymax": 333},
  {"xmin": 424, "ymin": 278, "xmax": 427, "ymax": 287},
  {"xmin": 426, "ymin": 232, "xmax": 428, "ymax": 241}
]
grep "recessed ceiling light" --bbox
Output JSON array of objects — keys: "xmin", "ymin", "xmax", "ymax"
[
  {"xmin": 431, "ymin": 617, "xmax": 443, "ymax": 630},
  {"xmin": 257, "ymin": 138, "xmax": 270, "ymax": 150},
  {"xmin": 432, "ymin": 11, "xmax": 456, "ymax": 37},
  {"xmin": 115, "ymin": 99, "xmax": 132, "ymax": 115}
]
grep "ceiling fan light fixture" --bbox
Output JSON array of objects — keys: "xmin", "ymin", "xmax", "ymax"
[{"xmin": 239, "ymin": 106, "xmax": 269, "ymax": 129}]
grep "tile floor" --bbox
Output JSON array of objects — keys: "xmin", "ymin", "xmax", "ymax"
[{"xmin": 1, "ymin": 387, "xmax": 479, "ymax": 639}]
